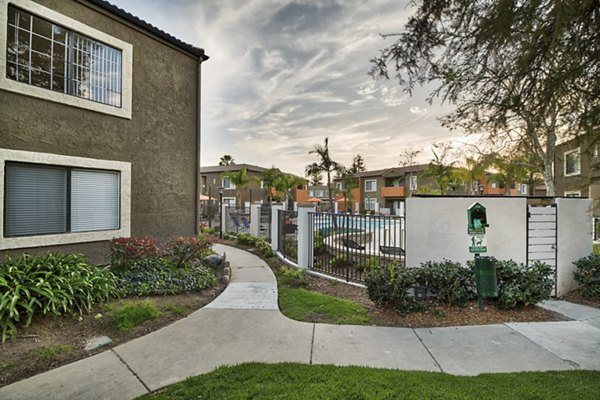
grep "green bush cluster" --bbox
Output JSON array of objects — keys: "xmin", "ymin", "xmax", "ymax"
[
  {"xmin": 0, "ymin": 253, "xmax": 119, "ymax": 342},
  {"xmin": 165, "ymin": 235, "xmax": 213, "ymax": 268},
  {"xmin": 280, "ymin": 266, "xmax": 306, "ymax": 287},
  {"xmin": 493, "ymin": 260, "xmax": 554, "ymax": 309},
  {"xmin": 114, "ymin": 258, "xmax": 216, "ymax": 297},
  {"xmin": 573, "ymin": 253, "xmax": 600, "ymax": 298},
  {"xmin": 365, "ymin": 258, "xmax": 553, "ymax": 311},
  {"xmin": 417, "ymin": 260, "xmax": 474, "ymax": 306},
  {"xmin": 331, "ymin": 255, "xmax": 354, "ymax": 269},
  {"xmin": 236, "ymin": 233, "xmax": 257, "ymax": 246},
  {"xmin": 255, "ymin": 238, "xmax": 274, "ymax": 258}
]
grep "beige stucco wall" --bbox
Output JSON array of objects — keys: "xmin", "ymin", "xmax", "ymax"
[{"xmin": 406, "ymin": 197, "xmax": 528, "ymax": 267}]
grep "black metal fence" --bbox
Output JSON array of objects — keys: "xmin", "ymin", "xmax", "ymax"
[
  {"xmin": 278, "ymin": 209, "xmax": 298, "ymax": 262},
  {"xmin": 259, "ymin": 204, "xmax": 272, "ymax": 240},
  {"xmin": 222, "ymin": 206, "xmax": 251, "ymax": 234},
  {"xmin": 309, "ymin": 212, "xmax": 405, "ymax": 283},
  {"xmin": 594, "ymin": 217, "xmax": 600, "ymax": 241}
]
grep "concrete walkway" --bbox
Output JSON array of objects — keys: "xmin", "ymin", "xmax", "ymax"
[{"xmin": 2, "ymin": 244, "xmax": 600, "ymax": 399}]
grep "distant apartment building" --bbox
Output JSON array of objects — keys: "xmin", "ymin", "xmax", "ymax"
[
  {"xmin": 200, "ymin": 164, "xmax": 306, "ymax": 211},
  {"xmin": 554, "ymin": 134, "xmax": 600, "ymax": 216}
]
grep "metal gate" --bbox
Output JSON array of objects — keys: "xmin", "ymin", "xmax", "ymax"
[
  {"xmin": 259, "ymin": 205, "xmax": 271, "ymax": 240},
  {"xmin": 526, "ymin": 204, "xmax": 557, "ymax": 296}
]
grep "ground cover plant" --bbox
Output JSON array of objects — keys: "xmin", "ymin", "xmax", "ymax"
[
  {"xmin": 108, "ymin": 236, "xmax": 217, "ymax": 297},
  {"xmin": 0, "ymin": 253, "xmax": 118, "ymax": 341},
  {"xmin": 139, "ymin": 363, "xmax": 600, "ymax": 400},
  {"xmin": 111, "ymin": 299, "xmax": 161, "ymax": 331}
]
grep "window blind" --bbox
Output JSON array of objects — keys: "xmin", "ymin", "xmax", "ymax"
[
  {"xmin": 70, "ymin": 169, "xmax": 119, "ymax": 232},
  {"xmin": 5, "ymin": 163, "xmax": 67, "ymax": 236}
]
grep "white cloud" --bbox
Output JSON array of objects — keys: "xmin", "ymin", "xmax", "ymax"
[{"xmin": 111, "ymin": 0, "xmax": 462, "ymax": 176}]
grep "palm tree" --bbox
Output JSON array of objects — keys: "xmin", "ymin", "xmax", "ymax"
[
  {"xmin": 274, "ymin": 174, "xmax": 305, "ymax": 207},
  {"xmin": 338, "ymin": 172, "xmax": 358, "ymax": 212},
  {"xmin": 222, "ymin": 167, "xmax": 256, "ymax": 209},
  {"xmin": 306, "ymin": 137, "xmax": 344, "ymax": 213},
  {"xmin": 260, "ymin": 167, "xmax": 282, "ymax": 204},
  {"xmin": 218, "ymin": 155, "xmax": 235, "ymax": 166}
]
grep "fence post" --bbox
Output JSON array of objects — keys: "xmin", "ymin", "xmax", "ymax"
[
  {"xmin": 250, "ymin": 202, "xmax": 261, "ymax": 237},
  {"xmin": 271, "ymin": 203, "xmax": 284, "ymax": 252},
  {"xmin": 221, "ymin": 204, "xmax": 228, "ymax": 234},
  {"xmin": 297, "ymin": 204, "xmax": 316, "ymax": 269}
]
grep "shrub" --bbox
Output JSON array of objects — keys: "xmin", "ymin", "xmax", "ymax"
[
  {"xmin": 112, "ymin": 300, "xmax": 161, "ymax": 331},
  {"xmin": 280, "ymin": 266, "xmax": 306, "ymax": 287},
  {"xmin": 201, "ymin": 226, "xmax": 217, "ymax": 235},
  {"xmin": 331, "ymin": 255, "xmax": 353, "ymax": 269},
  {"xmin": 360, "ymin": 257, "xmax": 381, "ymax": 273},
  {"xmin": 493, "ymin": 260, "xmax": 554, "ymax": 309},
  {"xmin": 573, "ymin": 253, "xmax": 600, "ymax": 298},
  {"xmin": 115, "ymin": 259, "xmax": 216, "ymax": 296},
  {"xmin": 593, "ymin": 243, "xmax": 600, "ymax": 255},
  {"xmin": 364, "ymin": 262, "xmax": 415, "ymax": 305},
  {"xmin": 314, "ymin": 232, "xmax": 326, "ymax": 255},
  {"xmin": 236, "ymin": 233, "xmax": 257, "ymax": 246},
  {"xmin": 165, "ymin": 235, "xmax": 212, "ymax": 268},
  {"xmin": 255, "ymin": 238, "xmax": 274, "ymax": 258},
  {"xmin": 415, "ymin": 260, "xmax": 475, "ymax": 306},
  {"xmin": 0, "ymin": 253, "xmax": 119, "ymax": 342},
  {"xmin": 107, "ymin": 237, "xmax": 162, "ymax": 267},
  {"xmin": 283, "ymin": 238, "xmax": 298, "ymax": 260}
]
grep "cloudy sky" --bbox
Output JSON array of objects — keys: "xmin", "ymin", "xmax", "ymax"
[{"xmin": 111, "ymin": 0, "xmax": 471, "ymax": 176}]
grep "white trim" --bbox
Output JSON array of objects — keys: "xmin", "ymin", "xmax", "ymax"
[
  {"xmin": 564, "ymin": 147, "xmax": 581, "ymax": 177},
  {"xmin": 0, "ymin": 0, "xmax": 133, "ymax": 119},
  {"xmin": 222, "ymin": 178, "xmax": 236, "ymax": 190},
  {"xmin": 564, "ymin": 191, "xmax": 581, "ymax": 198},
  {"xmin": 0, "ymin": 148, "xmax": 131, "ymax": 250},
  {"xmin": 222, "ymin": 197, "xmax": 236, "ymax": 206}
]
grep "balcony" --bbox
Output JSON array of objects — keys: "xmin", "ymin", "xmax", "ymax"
[{"xmin": 381, "ymin": 186, "xmax": 405, "ymax": 198}]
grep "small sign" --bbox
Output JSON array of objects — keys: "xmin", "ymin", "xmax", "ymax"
[
  {"xmin": 468, "ymin": 227, "xmax": 486, "ymax": 235},
  {"xmin": 469, "ymin": 234, "xmax": 487, "ymax": 253}
]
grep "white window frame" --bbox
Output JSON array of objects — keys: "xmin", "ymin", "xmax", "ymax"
[
  {"xmin": 564, "ymin": 191, "xmax": 581, "ymax": 198},
  {"xmin": 0, "ymin": 148, "xmax": 131, "ymax": 250},
  {"xmin": 409, "ymin": 175, "xmax": 418, "ymax": 191},
  {"xmin": 0, "ymin": 0, "xmax": 133, "ymax": 119},
  {"xmin": 222, "ymin": 197, "xmax": 236, "ymax": 207},
  {"xmin": 364, "ymin": 179, "xmax": 377, "ymax": 192},
  {"xmin": 222, "ymin": 178, "xmax": 236, "ymax": 189},
  {"xmin": 308, "ymin": 190, "xmax": 314, "ymax": 197},
  {"xmin": 365, "ymin": 197, "xmax": 377, "ymax": 210},
  {"xmin": 520, "ymin": 184, "xmax": 528, "ymax": 195},
  {"xmin": 335, "ymin": 182, "xmax": 342, "ymax": 190},
  {"xmin": 315, "ymin": 190, "xmax": 323, "ymax": 197},
  {"xmin": 260, "ymin": 180, "xmax": 264, "ymax": 189},
  {"xmin": 564, "ymin": 148, "xmax": 581, "ymax": 176}
]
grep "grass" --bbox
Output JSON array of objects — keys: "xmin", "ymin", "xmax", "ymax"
[
  {"xmin": 162, "ymin": 303, "xmax": 187, "ymax": 315},
  {"xmin": 593, "ymin": 243, "xmax": 599, "ymax": 255},
  {"xmin": 31, "ymin": 344, "xmax": 76, "ymax": 361},
  {"xmin": 111, "ymin": 299, "xmax": 161, "ymax": 331},
  {"xmin": 139, "ymin": 362, "xmax": 600, "ymax": 400},
  {"xmin": 278, "ymin": 287, "xmax": 372, "ymax": 325}
]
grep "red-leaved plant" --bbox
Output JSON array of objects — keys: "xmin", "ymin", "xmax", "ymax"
[
  {"xmin": 107, "ymin": 237, "xmax": 162, "ymax": 267},
  {"xmin": 165, "ymin": 236, "xmax": 212, "ymax": 268}
]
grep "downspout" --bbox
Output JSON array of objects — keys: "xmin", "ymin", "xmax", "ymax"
[{"xmin": 195, "ymin": 56, "xmax": 204, "ymax": 234}]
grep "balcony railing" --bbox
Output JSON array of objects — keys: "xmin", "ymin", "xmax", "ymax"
[{"xmin": 381, "ymin": 186, "xmax": 405, "ymax": 198}]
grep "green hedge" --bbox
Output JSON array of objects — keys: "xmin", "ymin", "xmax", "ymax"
[
  {"xmin": 365, "ymin": 258, "xmax": 554, "ymax": 311},
  {"xmin": 0, "ymin": 253, "xmax": 118, "ymax": 342},
  {"xmin": 574, "ymin": 253, "xmax": 600, "ymax": 298}
]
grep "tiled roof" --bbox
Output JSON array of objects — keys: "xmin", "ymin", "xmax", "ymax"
[
  {"xmin": 354, "ymin": 164, "xmax": 429, "ymax": 178},
  {"xmin": 200, "ymin": 164, "xmax": 267, "ymax": 174},
  {"xmin": 87, "ymin": 0, "xmax": 208, "ymax": 60}
]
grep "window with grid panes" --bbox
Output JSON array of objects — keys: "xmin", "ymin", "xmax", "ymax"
[{"xmin": 6, "ymin": 5, "xmax": 122, "ymax": 107}]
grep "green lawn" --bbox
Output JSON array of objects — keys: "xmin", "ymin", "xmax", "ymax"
[
  {"xmin": 278, "ymin": 287, "xmax": 372, "ymax": 325},
  {"xmin": 139, "ymin": 362, "xmax": 600, "ymax": 400}
]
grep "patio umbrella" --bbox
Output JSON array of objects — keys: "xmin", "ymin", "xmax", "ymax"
[
  {"xmin": 305, "ymin": 197, "xmax": 322, "ymax": 203},
  {"xmin": 199, "ymin": 194, "xmax": 215, "ymax": 201}
]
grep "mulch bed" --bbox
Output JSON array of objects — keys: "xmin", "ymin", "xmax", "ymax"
[
  {"xmin": 0, "ymin": 274, "xmax": 226, "ymax": 388},
  {"xmin": 562, "ymin": 289, "xmax": 600, "ymax": 309}
]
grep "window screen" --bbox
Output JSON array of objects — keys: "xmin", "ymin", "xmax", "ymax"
[
  {"xmin": 71, "ymin": 169, "xmax": 119, "ymax": 232},
  {"xmin": 4, "ymin": 163, "xmax": 67, "ymax": 236}
]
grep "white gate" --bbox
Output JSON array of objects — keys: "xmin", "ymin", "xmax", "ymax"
[{"xmin": 527, "ymin": 204, "xmax": 557, "ymax": 296}]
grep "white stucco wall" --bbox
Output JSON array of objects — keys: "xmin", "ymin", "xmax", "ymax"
[
  {"xmin": 406, "ymin": 197, "xmax": 528, "ymax": 268},
  {"xmin": 556, "ymin": 198, "xmax": 593, "ymax": 296}
]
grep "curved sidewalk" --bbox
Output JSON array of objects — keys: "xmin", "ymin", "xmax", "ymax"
[{"xmin": 2, "ymin": 244, "xmax": 600, "ymax": 400}]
